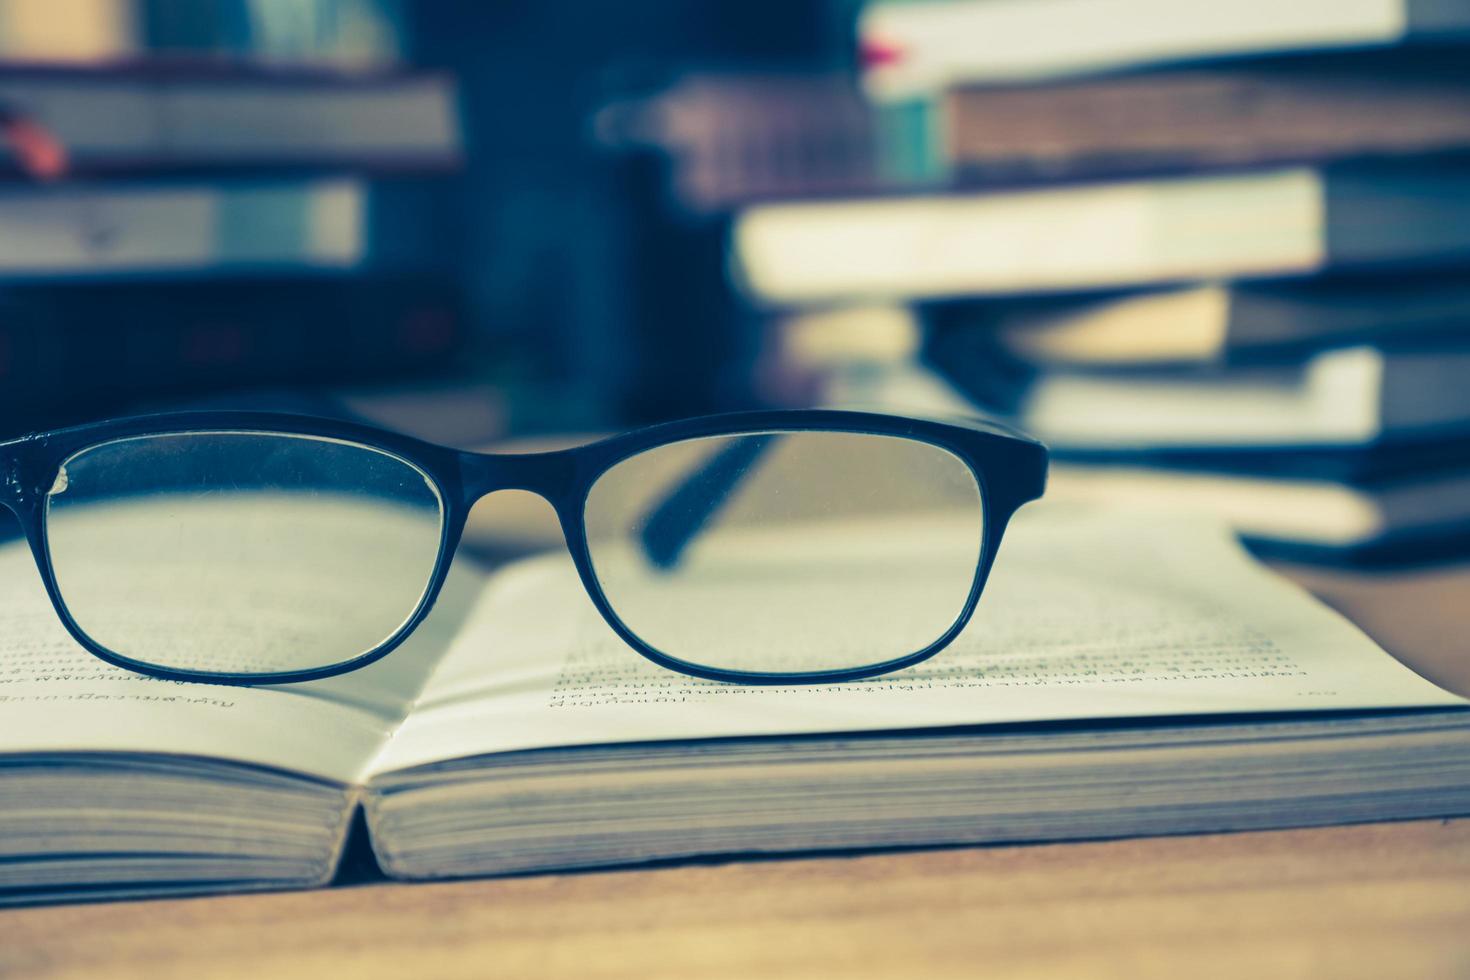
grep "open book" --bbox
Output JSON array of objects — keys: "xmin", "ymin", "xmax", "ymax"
[{"xmin": 1, "ymin": 505, "xmax": 1465, "ymax": 904}]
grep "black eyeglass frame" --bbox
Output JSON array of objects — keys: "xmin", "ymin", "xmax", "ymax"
[{"xmin": 0, "ymin": 409, "xmax": 1047, "ymax": 687}]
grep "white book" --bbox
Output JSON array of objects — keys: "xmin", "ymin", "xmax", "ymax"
[
  {"xmin": 731, "ymin": 166, "xmax": 1470, "ymax": 306},
  {"xmin": 984, "ymin": 280, "xmax": 1470, "ymax": 368},
  {"xmin": 860, "ymin": 0, "xmax": 1470, "ymax": 98},
  {"xmin": 1014, "ymin": 346, "xmax": 1470, "ymax": 448},
  {"xmin": 0, "ymin": 0, "xmax": 137, "ymax": 62},
  {"xmin": 0, "ymin": 504, "xmax": 1465, "ymax": 903},
  {"xmin": 0, "ymin": 180, "xmax": 368, "ymax": 277},
  {"xmin": 1046, "ymin": 464, "xmax": 1470, "ymax": 548}
]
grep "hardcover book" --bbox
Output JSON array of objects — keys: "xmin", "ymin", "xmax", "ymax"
[
  {"xmin": 859, "ymin": 0, "xmax": 1470, "ymax": 96},
  {"xmin": 730, "ymin": 164, "xmax": 1470, "ymax": 305}
]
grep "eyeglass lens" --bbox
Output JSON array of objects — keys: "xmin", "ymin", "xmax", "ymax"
[
  {"xmin": 43, "ymin": 432, "xmax": 445, "ymax": 677},
  {"xmin": 583, "ymin": 431, "xmax": 986, "ymax": 676}
]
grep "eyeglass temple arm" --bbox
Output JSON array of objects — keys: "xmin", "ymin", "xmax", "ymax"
[{"xmin": 637, "ymin": 434, "xmax": 776, "ymax": 570}]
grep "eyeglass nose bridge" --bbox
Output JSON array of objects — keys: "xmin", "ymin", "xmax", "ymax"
[{"xmin": 454, "ymin": 447, "xmax": 583, "ymax": 516}]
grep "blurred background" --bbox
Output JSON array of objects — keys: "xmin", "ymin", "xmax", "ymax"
[{"xmin": 2, "ymin": 0, "xmax": 1469, "ymax": 569}]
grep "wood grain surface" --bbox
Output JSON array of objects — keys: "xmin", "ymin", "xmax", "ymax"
[
  {"xmin": 3, "ymin": 820, "xmax": 1468, "ymax": 980},
  {"xmin": 1277, "ymin": 562, "xmax": 1470, "ymax": 697}
]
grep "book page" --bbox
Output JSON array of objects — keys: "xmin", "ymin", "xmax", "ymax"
[
  {"xmin": 0, "ymin": 529, "xmax": 486, "ymax": 785},
  {"xmin": 373, "ymin": 504, "xmax": 1465, "ymax": 775}
]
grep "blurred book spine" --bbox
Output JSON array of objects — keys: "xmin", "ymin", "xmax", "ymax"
[
  {"xmin": 0, "ymin": 0, "xmax": 138, "ymax": 63},
  {"xmin": 0, "ymin": 177, "xmax": 458, "ymax": 279},
  {"xmin": 143, "ymin": 0, "xmax": 405, "ymax": 69},
  {"xmin": 857, "ymin": 0, "xmax": 1470, "ymax": 97},
  {"xmin": 0, "ymin": 178, "xmax": 450, "ymax": 278},
  {"xmin": 940, "ymin": 277, "xmax": 1470, "ymax": 369},
  {"xmin": 0, "ymin": 0, "xmax": 405, "ymax": 68},
  {"xmin": 729, "ymin": 164, "xmax": 1470, "ymax": 305},
  {"xmin": 938, "ymin": 53, "xmax": 1470, "ymax": 184},
  {"xmin": 0, "ymin": 65, "xmax": 459, "ymax": 177},
  {"xmin": 931, "ymin": 341, "xmax": 1470, "ymax": 449}
]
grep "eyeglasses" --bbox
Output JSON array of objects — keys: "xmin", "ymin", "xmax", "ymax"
[{"xmin": 0, "ymin": 409, "xmax": 1046, "ymax": 686}]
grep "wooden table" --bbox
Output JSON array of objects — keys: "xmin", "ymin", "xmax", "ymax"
[{"xmin": 3, "ymin": 563, "xmax": 1469, "ymax": 980}]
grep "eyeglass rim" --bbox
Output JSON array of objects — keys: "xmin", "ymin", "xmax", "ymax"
[{"xmin": 0, "ymin": 408, "xmax": 1048, "ymax": 686}]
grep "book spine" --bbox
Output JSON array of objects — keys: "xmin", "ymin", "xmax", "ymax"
[
  {"xmin": 873, "ymin": 95, "xmax": 949, "ymax": 186},
  {"xmin": 857, "ymin": 0, "xmax": 1429, "ymax": 97},
  {"xmin": 0, "ymin": 0, "xmax": 408, "ymax": 69},
  {"xmin": 0, "ymin": 178, "xmax": 444, "ymax": 279},
  {"xmin": 139, "ymin": 0, "xmax": 405, "ymax": 70},
  {"xmin": 942, "ymin": 65, "xmax": 1470, "ymax": 185},
  {"xmin": 0, "ymin": 72, "xmax": 461, "ymax": 179}
]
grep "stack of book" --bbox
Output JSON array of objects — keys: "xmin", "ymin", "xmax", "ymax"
[
  {"xmin": 0, "ymin": 0, "xmax": 464, "ymax": 436},
  {"xmin": 699, "ymin": 0, "xmax": 1470, "ymax": 566}
]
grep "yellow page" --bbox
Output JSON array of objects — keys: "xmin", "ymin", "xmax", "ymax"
[
  {"xmin": 373, "ymin": 504, "xmax": 1465, "ymax": 774},
  {"xmin": 0, "ymin": 499, "xmax": 485, "ymax": 784}
]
